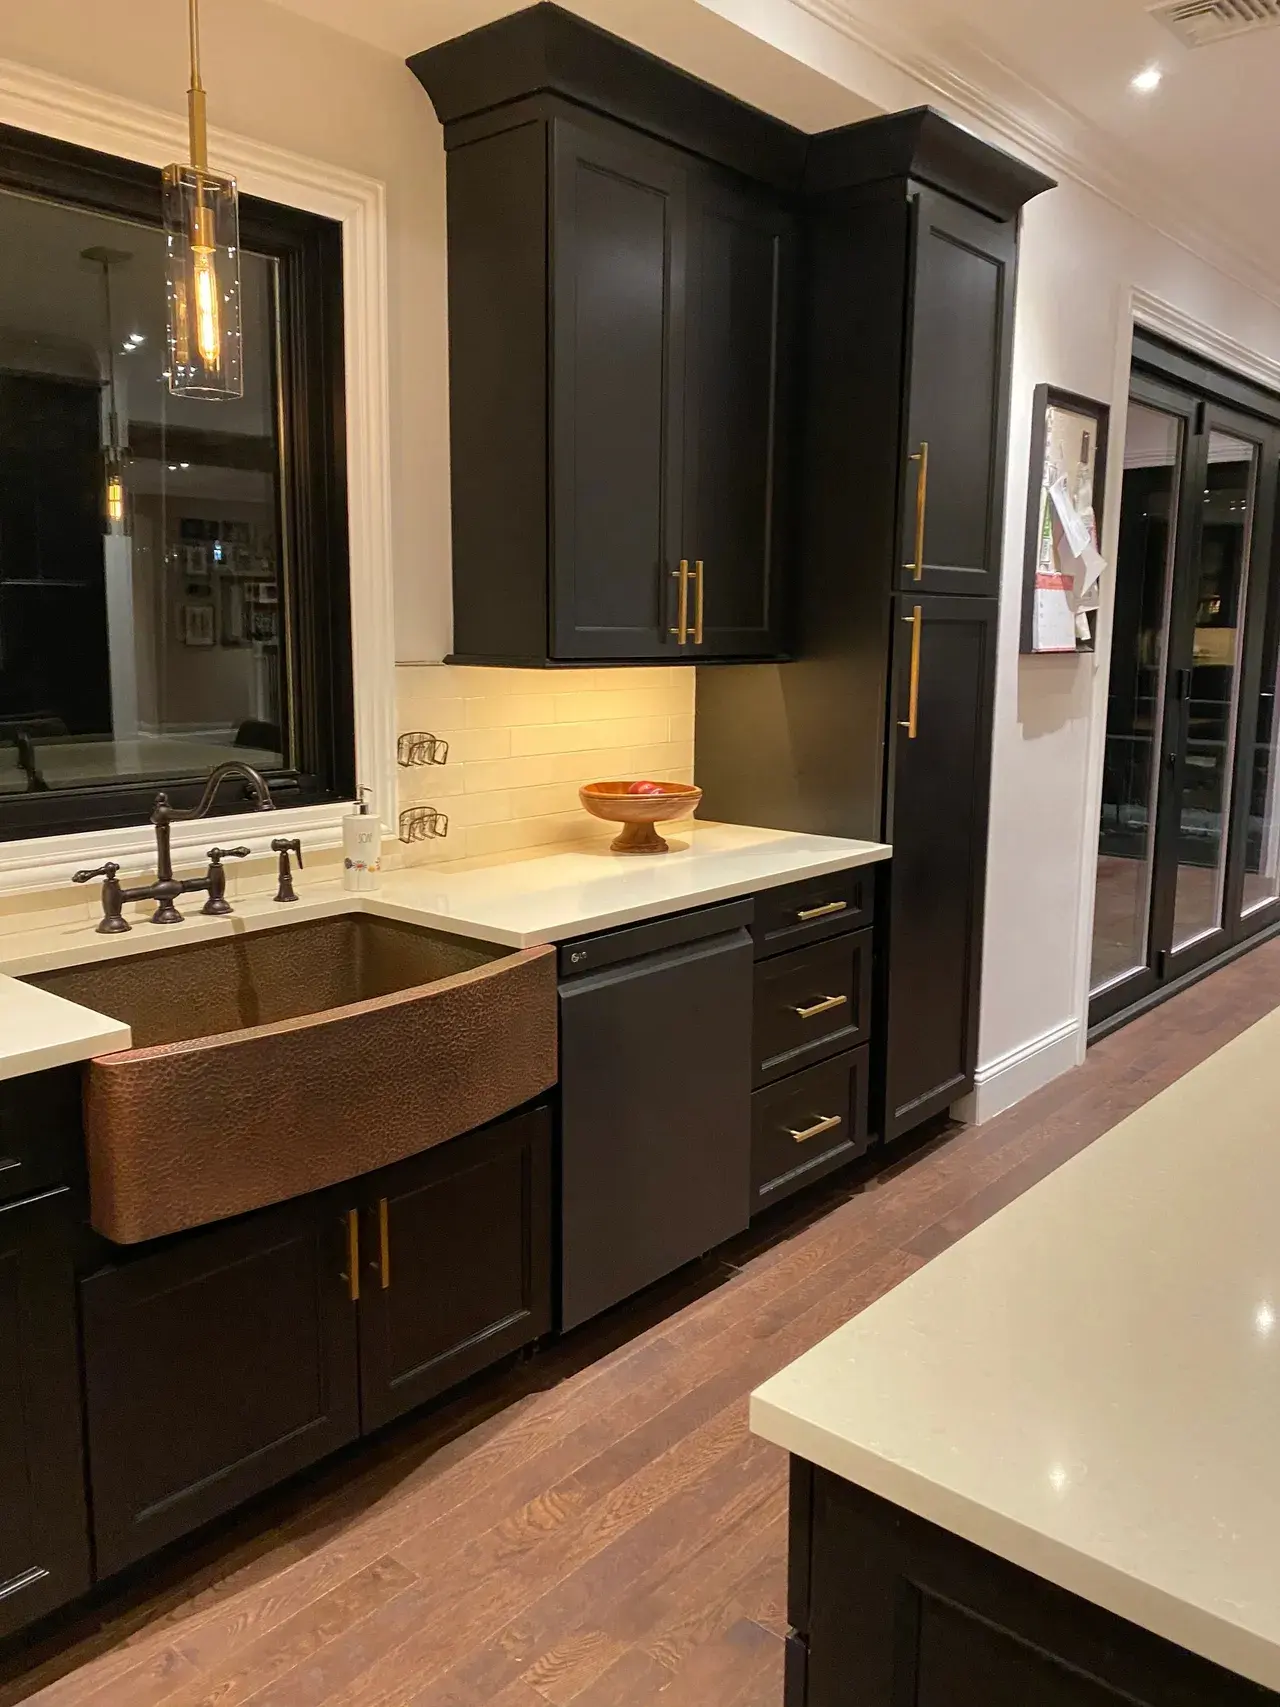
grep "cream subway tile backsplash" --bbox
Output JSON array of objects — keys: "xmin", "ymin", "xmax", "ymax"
[{"xmin": 396, "ymin": 664, "xmax": 696, "ymax": 862}]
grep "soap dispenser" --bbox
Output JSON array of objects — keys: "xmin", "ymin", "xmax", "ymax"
[{"xmin": 342, "ymin": 787, "xmax": 381, "ymax": 892}]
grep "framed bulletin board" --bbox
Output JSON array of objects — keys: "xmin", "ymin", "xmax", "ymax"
[{"xmin": 1020, "ymin": 385, "xmax": 1110, "ymax": 655}]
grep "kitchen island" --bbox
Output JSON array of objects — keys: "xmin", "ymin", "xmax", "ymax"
[{"xmin": 752, "ymin": 1003, "xmax": 1280, "ymax": 1704}]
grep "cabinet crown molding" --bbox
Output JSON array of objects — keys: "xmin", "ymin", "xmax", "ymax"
[
  {"xmin": 804, "ymin": 106, "xmax": 1056, "ymax": 220},
  {"xmin": 408, "ymin": 1, "xmax": 808, "ymax": 189}
]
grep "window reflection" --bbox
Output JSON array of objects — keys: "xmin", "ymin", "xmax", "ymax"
[{"xmin": 0, "ymin": 187, "xmax": 285, "ymax": 800}]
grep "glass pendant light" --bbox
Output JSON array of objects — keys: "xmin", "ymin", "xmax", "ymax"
[{"xmin": 164, "ymin": 0, "xmax": 243, "ymax": 399}]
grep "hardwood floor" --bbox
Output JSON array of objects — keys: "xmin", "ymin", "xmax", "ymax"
[{"xmin": 6, "ymin": 938, "xmax": 1280, "ymax": 1707}]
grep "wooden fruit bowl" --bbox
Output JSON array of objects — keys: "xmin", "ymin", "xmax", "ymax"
[{"xmin": 579, "ymin": 781, "xmax": 702, "ymax": 855}]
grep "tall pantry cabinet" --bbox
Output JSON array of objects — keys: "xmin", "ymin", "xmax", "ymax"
[{"xmin": 696, "ymin": 111, "xmax": 1053, "ymax": 1143}]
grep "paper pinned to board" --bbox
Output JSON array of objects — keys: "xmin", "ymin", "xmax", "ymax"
[{"xmin": 1049, "ymin": 475, "xmax": 1092, "ymax": 560}]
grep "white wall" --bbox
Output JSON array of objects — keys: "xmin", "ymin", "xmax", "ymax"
[{"xmin": 0, "ymin": 0, "xmax": 452, "ymax": 664}]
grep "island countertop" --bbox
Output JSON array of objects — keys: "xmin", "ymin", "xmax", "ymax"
[
  {"xmin": 751, "ymin": 1005, "xmax": 1280, "ymax": 1693},
  {"xmin": 0, "ymin": 820, "xmax": 890, "ymax": 1081}
]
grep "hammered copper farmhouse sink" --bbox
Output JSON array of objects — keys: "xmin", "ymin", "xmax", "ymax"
[{"xmin": 24, "ymin": 914, "xmax": 557, "ymax": 1245}]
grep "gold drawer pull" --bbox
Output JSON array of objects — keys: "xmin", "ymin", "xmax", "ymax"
[
  {"xmin": 792, "ymin": 994, "xmax": 848, "ymax": 1021},
  {"xmin": 343, "ymin": 1207, "xmax": 360, "ymax": 1304},
  {"xmin": 789, "ymin": 1114, "xmax": 843, "ymax": 1145},
  {"xmin": 797, "ymin": 901, "xmax": 847, "ymax": 922},
  {"xmin": 378, "ymin": 1197, "xmax": 391, "ymax": 1291}
]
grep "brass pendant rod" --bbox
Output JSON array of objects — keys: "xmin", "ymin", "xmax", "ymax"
[{"xmin": 187, "ymin": 0, "xmax": 208, "ymax": 172}]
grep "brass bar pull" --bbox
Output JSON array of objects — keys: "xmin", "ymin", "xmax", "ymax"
[
  {"xmin": 792, "ymin": 994, "xmax": 849, "ymax": 1021},
  {"xmin": 905, "ymin": 441, "xmax": 928, "ymax": 581},
  {"xmin": 789, "ymin": 1114, "xmax": 843, "ymax": 1145},
  {"xmin": 343, "ymin": 1208, "xmax": 360, "ymax": 1304},
  {"xmin": 378, "ymin": 1197, "xmax": 391, "ymax": 1291},
  {"xmin": 669, "ymin": 560, "xmax": 689, "ymax": 644},
  {"xmin": 898, "ymin": 605, "xmax": 922, "ymax": 741},
  {"xmin": 692, "ymin": 559, "xmax": 705, "ymax": 646},
  {"xmin": 797, "ymin": 901, "xmax": 847, "ymax": 922}
]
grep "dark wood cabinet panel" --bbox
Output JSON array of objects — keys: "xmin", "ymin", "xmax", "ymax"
[
  {"xmin": 883, "ymin": 595, "xmax": 997, "ymax": 1139},
  {"xmin": 551, "ymin": 119, "xmax": 688, "ymax": 661},
  {"xmin": 0, "ymin": 1066, "xmax": 82, "ymax": 1206},
  {"xmin": 791, "ymin": 1464, "xmax": 1275, "ymax": 1707},
  {"xmin": 898, "ymin": 189, "xmax": 1016, "ymax": 599},
  {"xmin": 751, "ymin": 1047, "xmax": 870, "ymax": 1212},
  {"xmin": 752, "ymin": 868, "xmax": 876, "ymax": 961},
  {"xmin": 82, "ymin": 1194, "xmax": 359, "ymax": 1575},
  {"xmin": 754, "ymin": 930, "xmax": 873, "ymax": 1087},
  {"xmin": 682, "ymin": 174, "xmax": 794, "ymax": 658},
  {"xmin": 0, "ymin": 1188, "xmax": 90, "ymax": 1638},
  {"xmin": 357, "ymin": 1106, "xmax": 552, "ymax": 1433}
]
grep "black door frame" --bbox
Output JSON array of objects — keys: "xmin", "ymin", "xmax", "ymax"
[{"xmin": 1090, "ymin": 336, "xmax": 1280, "ymax": 1031}]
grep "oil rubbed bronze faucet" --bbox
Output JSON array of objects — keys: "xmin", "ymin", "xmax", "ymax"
[{"xmin": 74, "ymin": 761, "xmax": 276, "ymax": 933}]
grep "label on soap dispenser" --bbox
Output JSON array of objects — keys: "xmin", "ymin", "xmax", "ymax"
[{"xmin": 343, "ymin": 814, "xmax": 382, "ymax": 892}]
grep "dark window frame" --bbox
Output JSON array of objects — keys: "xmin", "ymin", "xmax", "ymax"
[{"xmin": 0, "ymin": 120, "xmax": 355, "ymax": 842}]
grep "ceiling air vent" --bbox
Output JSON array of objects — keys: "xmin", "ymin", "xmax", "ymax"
[{"xmin": 1147, "ymin": 0, "xmax": 1280, "ymax": 46}]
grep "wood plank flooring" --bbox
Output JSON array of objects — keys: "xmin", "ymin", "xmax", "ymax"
[{"xmin": 5, "ymin": 938, "xmax": 1280, "ymax": 1707}]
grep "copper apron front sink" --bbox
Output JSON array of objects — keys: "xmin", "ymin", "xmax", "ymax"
[{"xmin": 25, "ymin": 913, "xmax": 557, "ymax": 1245}]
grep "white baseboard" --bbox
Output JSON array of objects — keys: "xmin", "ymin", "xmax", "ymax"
[{"xmin": 951, "ymin": 1016, "xmax": 1082, "ymax": 1126}]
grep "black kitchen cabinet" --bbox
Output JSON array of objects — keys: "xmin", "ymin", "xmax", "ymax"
[
  {"xmin": 697, "ymin": 112, "xmax": 1052, "ymax": 1143},
  {"xmin": 0, "ymin": 1188, "xmax": 90, "ymax": 1638},
  {"xmin": 897, "ymin": 190, "xmax": 1017, "ymax": 598},
  {"xmin": 411, "ymin": 5, "xmax": 797, "ymax": 666},
  {"xmin": 882, "ymin": 595, "xmax": 998, "ymax": 1139},
  {"xmin": 357, "ymin": 1106, "xmax": 552, "ymax": 1432},
  {"xmin": 82, "ymin": 1191, "xmax": 361, "ymax": 1575}
]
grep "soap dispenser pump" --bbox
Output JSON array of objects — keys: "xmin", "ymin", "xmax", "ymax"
[{"xmin": 342, "ymin": 787, "xmax": 381, "ymax": 892}]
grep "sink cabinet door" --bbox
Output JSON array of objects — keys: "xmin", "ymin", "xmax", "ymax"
[
  {"xmin": 357, "ymin": 1106, "xmax": 553, "ymax": 1433},
  {"xmin": 0, "ymin": 1188, "xmax": 90, "ymax": 1638},
  {"xmin": 82, "ymin": 1193, "xmax": 360, "ymax": 1576}
]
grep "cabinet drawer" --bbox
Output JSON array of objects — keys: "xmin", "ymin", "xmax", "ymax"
[
  {"xmin": 753, "ymin": 931, "xmax": 872, "ymax": 1086},
  {"xmin": 753, "ymin": 869, "xmax": 875, "ymax": 960},
  {"xmin": 0, "ymin": 1069, "xmax": 82, "ymax": 1207},
  {"xmin": 752, "ymin": 1049, "xmax": 870, "ymax": 1212}
]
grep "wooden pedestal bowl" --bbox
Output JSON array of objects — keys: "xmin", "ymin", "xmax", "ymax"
[{"xmin": 579, "ymin": 780, "xmax": 703, "ymax": 855}]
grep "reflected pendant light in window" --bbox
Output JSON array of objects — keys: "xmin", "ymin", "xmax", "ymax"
[
  {"xmin": 82, "ymin": 244, "xmax": 133, "ymax": 534},
  {"xmin": 164, "ymin": 0, "xmax": 243, "ymax": 399}
]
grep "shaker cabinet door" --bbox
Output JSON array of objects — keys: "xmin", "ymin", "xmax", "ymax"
[
  {"xmin": 882, "ymin": 595, "xmax": 998, "ymax": 1140},
  {"xmin": 681, "ymin": 173, "xmax": 794, "ymax": 659},
  {"xmin": 82, "ymin": 1193, "xmax": 360, "ymax": 1575},
  {"xmin": 550, "ymin": 119, "xmax": 689, "ymax": 660},
  {"xmin": 898, "ymin": 191, "xmax": 1015, "ymax": 599},
  {"xmin": 0, "ymin": 1189, "xmax": 90, "ymax": 1638},
  {"xmin": 357, "ymin": 1107, "xmax": 553, "ymax": 1434}
]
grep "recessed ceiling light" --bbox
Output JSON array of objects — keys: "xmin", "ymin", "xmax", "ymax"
[{"xmin": 1131, "ymin": 65, "xmax": 1163, "ymax": 93}]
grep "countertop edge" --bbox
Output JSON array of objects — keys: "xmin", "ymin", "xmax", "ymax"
[{"xmin": 748, "ymin": 1393, "xmax": 1280, "ymax": 1695}]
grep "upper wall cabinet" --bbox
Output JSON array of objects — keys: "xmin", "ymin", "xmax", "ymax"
[{"xmin": 411, "ymin": 4, "xmax": 800, "ymax": 667}]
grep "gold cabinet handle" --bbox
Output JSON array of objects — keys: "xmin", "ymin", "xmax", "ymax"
[
  {"xmin": 692, "ymin": 559, "xmax": 705, "ymax": 645},
  {"xmin": 898, "ymin": 605, "xmax": 922, "ymax": 741},
  {"xmin": 343, "ymin": 1208, "xmax": 360, "ymax": 1304},
  {"xmin": 789, "ymin": 1114, "xmax": 843, "ymax": 1145},
  {"xmin": 378, "ymin": 1197, "xmax": 391, "ymax": 1291},
  {"xmin": 905, "ymin": 441, "xmax": 928, "ymax": 581},
  {"xmin": 797, "ymin": 901, "xmax": 847, "ymax": 922},
  {"xmin": 669, "ymin": 560, "xmax": 689, "ymax": 644},
  {"xmin": 791, "ymin": 994, "xmax": 848, "ymax": 1021}
]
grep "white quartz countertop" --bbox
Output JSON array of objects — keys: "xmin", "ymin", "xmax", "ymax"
[
  {"xmin": 751, "ymin": 1004, "xmax": 1280, "ymax": 1693},
  {"xmin": 0, "ymin": 821, "xmax": 889, "ymax": 1081}
]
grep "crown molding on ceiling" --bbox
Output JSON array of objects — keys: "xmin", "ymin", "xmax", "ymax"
[{"xmin": 788, "ymin": 0, "xmax": 1280, "ymax": 311}]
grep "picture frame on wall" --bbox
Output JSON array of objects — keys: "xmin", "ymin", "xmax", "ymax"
[
  {"xmin": 1020, "ymin": 385, "xmax": 1111, "ymax": 656},
  {"xmin": 181, "ymin": 602, "xmax": 216, "ymax": 647}
]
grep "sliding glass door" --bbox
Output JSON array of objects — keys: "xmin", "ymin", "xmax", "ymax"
[{"xmin": 1091, "ymin": 360, "xmax": 1280, "ymax": 1027}]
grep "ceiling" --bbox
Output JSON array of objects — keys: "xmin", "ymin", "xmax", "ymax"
[{"xmin": 258, "ymin": 0, "xmax": 1280, "ymax": 301}]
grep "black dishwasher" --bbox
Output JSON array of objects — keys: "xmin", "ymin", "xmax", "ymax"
[{"xmin": 558, "ymin": 899, "xmax": 754, "ymax": 1330}]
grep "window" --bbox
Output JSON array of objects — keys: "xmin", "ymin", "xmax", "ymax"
[{"xmin": 0, "ymin": 123, "xmax": 353, "ymax": 841}]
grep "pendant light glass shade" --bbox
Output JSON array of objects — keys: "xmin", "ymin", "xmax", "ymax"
[{"xmin": 164, "ymin": 164, "xmax": 243, "ymax": 399}]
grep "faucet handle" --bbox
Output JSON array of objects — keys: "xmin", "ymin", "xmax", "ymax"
[
  {"xmin": 73, "ymin": 862, "xmax": 121, "ymax": 884},
  {"xmin": 206, "ymin": 846, "xmax": 252, "ymax": 865}
]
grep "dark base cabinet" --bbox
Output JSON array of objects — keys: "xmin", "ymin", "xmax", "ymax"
[
  {"xmin": 358, "ymin": 1106, "xmax": 552, "ymax": 1433},
  {"xmin": 788, "ymin": 1461, "xmax": 1277, "ymax": 1707},
  {"xmin": 0, "ymin": 1188, "xmax": 90, "ymax": 1638},
  {"xmin": 81, "ymin": 1106, "xmax": 554, "ymax": 1575},
  {"xmin": 82, "ymin": 1192, "xmax": 361, "ymax": 1576}
]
